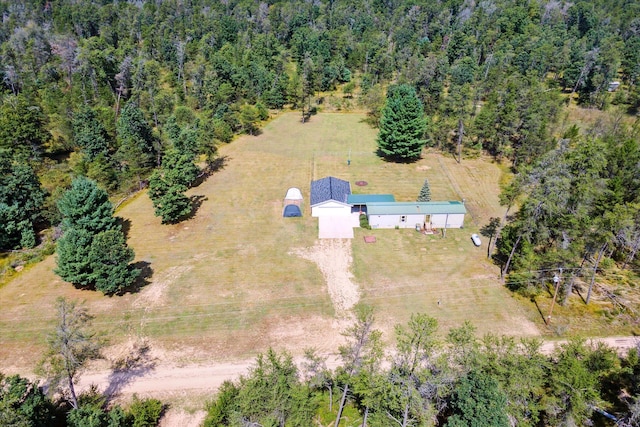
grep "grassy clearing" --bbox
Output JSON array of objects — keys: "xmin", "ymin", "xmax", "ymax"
[{"xmin": 1, "ymin": 112, "xmax": 546, "ymax": 370}]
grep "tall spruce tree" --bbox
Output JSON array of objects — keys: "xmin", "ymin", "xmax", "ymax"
[
  {"xmin": 0, "ymin": 151, "xmax": 47, "ymax": 249},
  {"xmin": 148, "ymin": 171, "xmax": 192, "ymax": 224},
  {"xmin": 377, "ymin": 84, "xmax": 427, "ymax": 161},
  {"xmin": 56, "ymin": 177, "xmax": 117, "ymax": 234},
  {"xmin": 72, "ymin": 106, "xmax": 110, "ymax": 161},
  {"xmin": 148, "ymin": 149, "xmax": 198, "ymax": 224},
  {"xmin": 55, "ymin": 177, "xmax": 138, "ymax": 294},
  {"xmin": 88, "ymin": 230, "xmax": 139, "ymax": 294},
  {"xmin": 115, "ymin": 102, "xmax": 158, "ymax": 187},
  {"xmin": 417, "ymin": 179, "xmax": 431, "ymax": 202}
]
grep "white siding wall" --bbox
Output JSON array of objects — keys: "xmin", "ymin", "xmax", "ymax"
[
  {"xmin": 311, "ymin": 201, "xmax": 352, "ymax": 217},
  {"xmin": 370, "ymin": 213, "xmax": 465, "ymax": 229},
  {"xmin": 431, "ymin": 213, "xmax": 465, "ymax": 228},
  {"xmin": 369, "ymin": 214, "xmax": 424, "ymax": 229}
]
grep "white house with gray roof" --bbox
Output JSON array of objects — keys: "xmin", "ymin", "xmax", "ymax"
[{"xmin": 310, "ymin": 176, "xmax": 352, "ymax": 217}]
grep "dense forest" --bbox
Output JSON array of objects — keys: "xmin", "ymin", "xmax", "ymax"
[
  {"xmin": 1, "ymin": 0, "xmax": 639, "ymax": 283},
  {"xmin": 1, "ymin": 0, "xmax": 640, "ymax": 424}
]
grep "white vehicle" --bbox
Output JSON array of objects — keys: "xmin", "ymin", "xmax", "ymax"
[{"xmin": 471, "ymin": 234, "xmax": 481, "ymax": 246}]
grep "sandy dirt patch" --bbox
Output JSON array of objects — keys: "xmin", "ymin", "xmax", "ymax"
[
  {"xmin": 291, "ymin": 239, "xmax": 360, "ymax": 313},
  {"xmin": 132, "ymin": 265, "xmax": 193, "ymax": 308},
  {"xmin": 159, "ymin": 409, "xmax": 207, "ymax": 427}
]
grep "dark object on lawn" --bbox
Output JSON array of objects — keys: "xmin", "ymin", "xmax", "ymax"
[
  {"xmin": 283, "ymin": 204, "xmax": 302, "ymax": 217},
  {"xmin": 355, "ymin": 181, "xmax": 368, "ymax": 186}
]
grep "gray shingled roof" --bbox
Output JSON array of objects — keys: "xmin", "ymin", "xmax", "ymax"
[{"xmin": 310, "ymin": 177, "xmax": 351, "ymax": 206}]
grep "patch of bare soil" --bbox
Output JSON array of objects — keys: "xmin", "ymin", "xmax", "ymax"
[
  {"xmin": 159, "ymin": 409, "xmax": 207, "ymax": 427},
  {"xmin": 132, "ymin": 265, "xmax": 193, "ymax": 308},
  {"xmin": 291, "ymin": 239, "xmax": 360, "ymax": 314}
]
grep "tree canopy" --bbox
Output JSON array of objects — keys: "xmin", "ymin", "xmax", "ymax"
[{"xmin": 377, "ymin": 84, "xmax": 427, "ymax": 161}]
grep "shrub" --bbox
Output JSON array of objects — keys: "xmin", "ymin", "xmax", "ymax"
[
  {"xmin": 129, "ymin": 395, "xmax": 164, "ymax": 427},
  {"xmin": 359, "ymin": 214, "xmax": 371, "ymax": 230}
]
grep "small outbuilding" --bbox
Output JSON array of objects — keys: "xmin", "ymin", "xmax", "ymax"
[
  {"xmin": 366, "ymin": 201, "xmax": 467, "ymax": 229},
  {"xmin": 284, "ymin": 187, "xmax": 303, "ymax": 208},
  {"xmin": 283, "ymin": 204, "xmax": 302, "ymax": 217},
  {"xmin": 310, "ymin": 176, "xmax": 352, "ymax": 217}
]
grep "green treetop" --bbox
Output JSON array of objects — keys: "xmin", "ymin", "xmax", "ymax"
[
  {"xmin": 377, "ymin": 84, "xmax": 427, "ymax": 162},
  {"xmin": 417, "ymin": 178, "xmax": 431, "ymax": 202},
  {"xmin": 0, "ymin": 151, "xmax": 47, "ymax": 249},
  {"xmin": 57, "ymin": 177, "xmax": 117, "ymax": 234},
  {"xmin": 72, "ymin": 106, "xmax": 110, "ymax": 161}
]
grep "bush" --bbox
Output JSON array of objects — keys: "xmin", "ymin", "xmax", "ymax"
[
  {"xmin": 128, "ymin": 395, "xmax": 164, "ymax": 427},
  {"xmin": 359, "ymin": 214, "xmax": 371, "ymax": 230}
]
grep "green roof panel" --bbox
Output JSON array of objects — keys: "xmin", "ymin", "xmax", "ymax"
[
  {"xmin": 366, "ymin": 201, "xmax": 467, "ymax": 215},
  {"xmin": 347, "ymin": 194, "xmax": 396, "ymax": 204}
]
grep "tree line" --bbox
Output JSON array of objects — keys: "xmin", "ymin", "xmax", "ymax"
[
  {"xmin": 2, "ymin": 0, "xmax": 639, "ymax": 250},
  {"xmin": 204, "ymin": 305, "xmax": 640, "ymax": 426},
  {"xmin": 494, "ymin": 118, "xmax": 640, "ymax": 307},
  {"xmin": 5, "ymin": 301, "xmax": 640, "ymax": 426}
]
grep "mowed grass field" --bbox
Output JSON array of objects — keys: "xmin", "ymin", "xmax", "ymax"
[{"xmin": 0, "ymin": 112, "xmax": 540, "ymax": 369}]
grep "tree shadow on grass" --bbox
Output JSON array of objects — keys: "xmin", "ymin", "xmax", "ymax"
[
  {"xmin": 191, "ymin": 155, "xmax": 229, "ymax": 188},
  {"xmin": 119, "ymin": 218, "xmax": 132, "ymax": 239},
  {"xmin": 185, "ymin": 195, "xmax": 207, "ymax": 221},
  {"xmin": 117, "ymin": 261, "xmax": 153, "ymax": 295},
  {"xmin": 104, "ymin": 339, "xmax": 157, "ymax": 403},
  {"xmin": 374, "ymin": 148, "xmax": 422, "ymax": 164}
]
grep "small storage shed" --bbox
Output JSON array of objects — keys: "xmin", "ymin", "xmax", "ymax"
[
  {"xmin": 283, "ymin": 204, "xmax": 302, "ymax": 217},
  {"xmin": 310, "ymin": 177, "xmax": 352, "ymax": 217},
  {"xmin": 284, "ymin": 187, "xmax": 303, "ymax": 203},
  {"xmin": 347, "ymin": 194, "xmax": 395, "ymax": 213},
  {"xmin": 366, "ymin": 201, "xmax": 467, "ymax": 229}
]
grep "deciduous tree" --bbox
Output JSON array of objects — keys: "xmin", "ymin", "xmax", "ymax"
[
  {"xmin": 38, "ymin": 298, "xmax": 104, "ymax": 409},
  {"xmin": 445, "ymin": 370, "xmax": 509, "ymax": 427}
]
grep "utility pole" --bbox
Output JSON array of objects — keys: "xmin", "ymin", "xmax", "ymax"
[{"xmin": 547, "ymin": 268, "xmax": 562, "ymax": 325}]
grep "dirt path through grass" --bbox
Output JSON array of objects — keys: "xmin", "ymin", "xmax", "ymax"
[
  {"xmin": 72, "ymin": 336, "xmax": 638, "ymax": 426},
  {"xmin": 291, "ymin": 239, "xmax": 360, "ymax": 313}
]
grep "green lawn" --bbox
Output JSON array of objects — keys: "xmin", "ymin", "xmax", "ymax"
[{"xmin": 0, "ymin": 112, "xmax": 542, "ymax": 369}]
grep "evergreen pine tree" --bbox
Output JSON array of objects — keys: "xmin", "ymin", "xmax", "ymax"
[
  {"xmin": 115, "ymin": 102, "xmax": 158, "ymax": 186},
  {"xmin": 55, "ymin": 178, "xmax": 138, "ymax": 294},
  {"xmin": 88, "ymin": 230, "xmax": 140, "ymax": 294},
  {"xmin": 148, "ymin": 149, "xmax": 198, "ymax": 224},
  {"xmin": 417, "ymin": 179, "xmax": 431, "ymax": 202},
  {"xmin": 54, "ymin": 228, "xmax": 94, "ymax": 288},
  {"xmin": 377, "ymin": 84, "xmax": 427, "ymax": 161},
  {"xmin": 0, "ymin": 152, "xmax": 47, "ymax": 249},
  {"xmin": 56, "ymin": 177, "xmax": 117, "ymax": 234},
  {"xmin": 73, "ymin": 106, "xmax": 110, "ymax": 161},
  {"xmin": 148, "ymin": 170, "xmax": 192, "ymax": 224}
]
